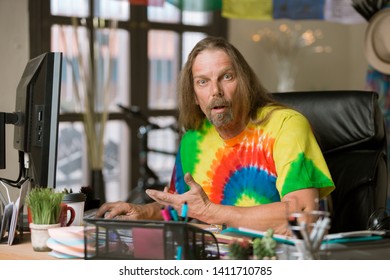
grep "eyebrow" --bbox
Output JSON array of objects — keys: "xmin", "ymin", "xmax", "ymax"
[{"xmin": 193, "ymin": 66, "xmax": 235, "ymax": 79}]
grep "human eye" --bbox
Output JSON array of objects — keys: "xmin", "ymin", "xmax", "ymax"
[
  {"xmin": 196, "ymin": 79, "xmax": 208, "ymax": 86},
  {"xmin": 223, "ymin": 73, "xmax": 233, "ymax": 80}
]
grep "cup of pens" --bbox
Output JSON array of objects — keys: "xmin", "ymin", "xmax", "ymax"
[{"xmin": 287, "ymin": 210, "xmax": 331, "ymax": 260}]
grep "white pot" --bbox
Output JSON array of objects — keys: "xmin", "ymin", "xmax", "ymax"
[{"xmin": 29, "ymin": 223, "xmax": 60, "ymax": 252}]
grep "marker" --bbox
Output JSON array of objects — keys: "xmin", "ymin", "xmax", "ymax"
[
  {"xmin": 164, "ymin": 206, "xmax": 173, "ymax": 220},
  {"xmin": 161, "ymin": 207, "xmax": 171, "ymax": 221},
  {"xmin": 181, "ymin": 202, "xmax": 188, "ymax": 222},
  {"xmin": 176, "ymin": 245, "xmax": 183, "ymax": 260},
  {"xmin": 170, "ymin": 208, "xmax": 179, "ymax": 221}
]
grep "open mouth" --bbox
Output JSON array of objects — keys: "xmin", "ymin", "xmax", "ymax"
[
  {"xmin": 212, "ymin": 105, "xmax": 227, "ymax": 113},
  {"xmin": 207, "ymin": 98, "xmax": 230, "ymax": 113}
]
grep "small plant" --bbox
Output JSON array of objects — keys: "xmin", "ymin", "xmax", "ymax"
[
  {"xmin": 228, "ymin": 238, "xmax": 252, "ymax": 260},
  {"xmin": 26, "ymin": 188, "xmax": 64, "ymax": 224},
  {"xmin": 62, "ymin": 188, "xmax": 73, "ymax": 194},
  {"xmin": 253, "ymin": 229, "xmax": 277, "ymax": 260}
]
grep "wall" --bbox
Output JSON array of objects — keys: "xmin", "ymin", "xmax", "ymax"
[
  {"xmin": 228, "ymin": 18, "xmax": 369, "ymax": 93},
  {"xmin": 0, "ymin": 0, "xmax": 29, "ymax": 201}
]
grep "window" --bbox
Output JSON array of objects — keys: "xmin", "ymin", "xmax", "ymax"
[{"xmin": 29, "ymin": 0, "xmax": 227, "ymax": 202}]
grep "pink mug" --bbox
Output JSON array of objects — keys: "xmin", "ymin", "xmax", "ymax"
[{"xmin": 59, "ymin": 203, "xmax": 76, "ymax": 227}]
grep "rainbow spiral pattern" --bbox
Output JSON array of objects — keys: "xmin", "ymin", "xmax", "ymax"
[{"xmin": 170, "ymin": 106, "xmax": 334, "ymax": 206}]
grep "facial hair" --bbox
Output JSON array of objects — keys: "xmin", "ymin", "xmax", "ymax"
[{"xmin": 205, "ymin": 97, "xmax": 234, "ymax": 128}]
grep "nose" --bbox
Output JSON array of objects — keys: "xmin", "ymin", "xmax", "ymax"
[{"xmin": 211, "ymin": 80, "xmax": 223, "ymax": 97}]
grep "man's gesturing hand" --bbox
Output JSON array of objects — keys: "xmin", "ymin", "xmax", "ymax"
[{"xmin": 146, "ymin": 173, "xmax": 213, "ymax": 222}]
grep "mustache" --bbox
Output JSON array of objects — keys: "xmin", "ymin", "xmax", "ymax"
[{"xmin": 206, "ymin": 97, "xmax": 231, "ymax": 110}]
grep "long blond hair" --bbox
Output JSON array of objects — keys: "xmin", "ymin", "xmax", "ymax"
[{"xmin": 178, "ymin": 36, "xmax": 280, "ymax": 131}]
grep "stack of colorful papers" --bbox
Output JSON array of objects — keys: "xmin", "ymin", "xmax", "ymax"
[{"xmin": 47, "ymin": 226, "xmax": 92, "ymax": 259}]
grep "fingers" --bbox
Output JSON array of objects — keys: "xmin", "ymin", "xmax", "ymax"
[
  {"xmin": 184, "ymin": 172, "xmax": 195, "ymax": 185},
  {"xmin": 184, "ymin": 172, "xmax": 202, "ymax": 192},
  {"xmin": 146, "ymin": 189, "xmax": 175, "ymax": 205},
  {"xmin": 103, "ymin": 207, "xmax": 121, "ymax": 219},
  {"xmin": 146, "ymin": 173, "xmax": 200, "ymax": 208},
  {"xmin": 95, "ymin": 202, "xmax": 128, "ymax": 219},
  {"xmin": 95, "ymin": 203, "xmax": 113, "ymax": 218}
]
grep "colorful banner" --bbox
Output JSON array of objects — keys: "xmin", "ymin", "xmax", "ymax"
[
  {"xmin": 222, "ymin": 0, "xmax": 273, "ymax": 20},
  {"xmin": 167, "ymin": 0, "xmax": 222, "ymax": 11},
  {"xmin": 366, "ymin": 65, "xmax": 390, "ymax": 114},
  {"xmin": 324, "ymin": 0, "xmax": 365, "ymax": 24},
  {"xmin": 128, "ymin": 0, "xmax": 372, "ymax": 23},
  {"xmin": 273, "ymin": 0, "xmax": 325, "ymax": 20},
  {"xmin": 129, "ymin": 0, "xmax": 164, "ymax": 6}
]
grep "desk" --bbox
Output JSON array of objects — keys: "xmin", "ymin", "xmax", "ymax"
[
  {"xmin": 0, "ymin": 232, "xmax": 56, "ymax": 260},
  {"xmin": 320, "ymin": 238, "xmax": 390, "ymax": 260},
  {"xmin": 1, "ymin": 230, "xmax": 390, "ymax": 260}
]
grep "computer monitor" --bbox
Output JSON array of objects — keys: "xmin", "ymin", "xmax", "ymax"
[{"xmin": 0, "ymin": 52, "xmax": 62, "ymax": 188}]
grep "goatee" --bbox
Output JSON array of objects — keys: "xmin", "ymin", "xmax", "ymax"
[{"xmin": 206, "ymin": 97, "xmax": 233, "ymax": 127}]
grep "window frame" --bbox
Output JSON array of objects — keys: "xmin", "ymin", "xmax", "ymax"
[{"xmin": 28, "ymin": 0, "xmax": 227, "ymax": 197}]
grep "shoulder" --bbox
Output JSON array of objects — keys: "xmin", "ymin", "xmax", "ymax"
[{"xmin": 257, "ymin": 105, "xmax": 310, "ymax": 127}]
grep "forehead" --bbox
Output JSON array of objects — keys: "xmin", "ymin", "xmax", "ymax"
[{"xmin": 192, "ymin": 49, "xmax": 232, "ymax": 74}]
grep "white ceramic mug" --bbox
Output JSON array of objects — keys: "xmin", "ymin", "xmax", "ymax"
[{"xmin": 62, "ymin": 193, "xmax": 87, "ymax": 226}]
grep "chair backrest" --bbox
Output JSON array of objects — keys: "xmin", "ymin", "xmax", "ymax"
[{"xmin": 272, "ymin": 90, "xmax": 388, "ymax": 233}]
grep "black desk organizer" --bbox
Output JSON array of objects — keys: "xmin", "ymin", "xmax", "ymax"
[{"xmin": 83, "ymin": 218, "xmax": 220, "ymax": 260}]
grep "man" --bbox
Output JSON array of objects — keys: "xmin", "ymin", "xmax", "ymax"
[{"xmin": 96, "ymin": 37, "xmax": 335, "ymax": 235}]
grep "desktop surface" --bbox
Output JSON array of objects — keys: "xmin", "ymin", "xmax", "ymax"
[
  {"xmin": 0, "ymin": 232, "xmax": 56, "ymax": 260},
  {"xmin": 1, "ymin": 223, "xmax": 390, "ymax": 260},
  {"xmin": 2, "ymin": 233, "xmax": 390, "ymax": 260},
  {"xmin": 320, "ymin": 237, "xmax": 390, "ymax": 260}
]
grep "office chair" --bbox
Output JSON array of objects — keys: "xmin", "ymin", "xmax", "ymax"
[{"xmin": 273, "ymin": 90, "xmax": 389, "ymax": 233}]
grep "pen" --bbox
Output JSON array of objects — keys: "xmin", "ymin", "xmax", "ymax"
[
  {"xmin": 288, "ymin": 216, "xmax": 303, "ymax": 239},
  {"xmin": 313, "ymin": 217, "xmax": 331, "ymax": 250},
  {"xmin": 181, "ymin": 201, "xmax": 188, "ymax": 222},
  {"xmin": 309, "ymin": 217, "xmax": 323, "ymax": 242},
  {"xmin": 299, "ymin": 222, "xmax": 312, "ymax": 251}
]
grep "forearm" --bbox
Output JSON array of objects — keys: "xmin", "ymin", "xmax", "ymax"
[
  {"xmin": 199, "ymin": 188, "xmax": 319, "ymax": 235},
  {"xmin": 201, "ymin": 202, "xmax": 290, "ymax": 235},
  {"xmin": 144, "ymin": 174, "xmax": 320, "ymax": 234}
]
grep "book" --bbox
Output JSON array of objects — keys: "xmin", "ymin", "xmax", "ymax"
[
  {"xmin": 221, "ymin": 227, "xmax": 296, "ymax": 245},
  {"xmin": 0, "ymin": 179, "xmax": 28, "ymax": 245},
  {"xmin": 220, "ymin": 227, "xmax": 386, "ymax": 247}
]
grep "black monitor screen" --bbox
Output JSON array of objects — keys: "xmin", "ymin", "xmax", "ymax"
[{"xmin": 13, "ymin": 52, "xmax": 62, "ymax": 188}]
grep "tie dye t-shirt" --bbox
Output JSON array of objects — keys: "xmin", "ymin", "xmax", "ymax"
[{"xmin": 169, "ymin": 105, "xmax": 335, "ymax": 206}]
